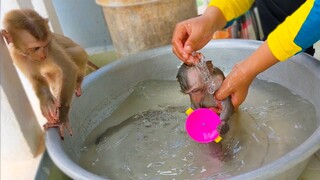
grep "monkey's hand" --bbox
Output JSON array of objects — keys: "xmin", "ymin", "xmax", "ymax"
[
  {"xmin": 217, "ymin": 121, "xmax": 229, "ymax": 135},
  {"xmin": 75, "ymin": 85, "xmax": 82, "ymax": 97},
  {"xmin": 215, "ymin": 95, "xmax": 234, "ymax": 135},
  {"xmin": 207, "ymin": 103, "xmax": 229, "ymax": 134},
  {"xmin": 43, "ymin": 105, "xmax": 73, "ymax": 140},
  {"xmin": 40, "ymin": 94, "xmax": 60, "ymax": 124}
]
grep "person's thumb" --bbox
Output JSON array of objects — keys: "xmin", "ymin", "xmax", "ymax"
[
  {"xmin": 184, "ymin": 44, "xmax": 193, "ymax": 54},
  {"xmin": 216, "ymin": 88, "xmax": 240, "ymax": 110},
  {"xmin": 184, "ymin": 30, "xmax": 203, "ymax": 54},
  {"xmin": 215, "ymin": 84, "xmax": 230, "ymax": 101}
]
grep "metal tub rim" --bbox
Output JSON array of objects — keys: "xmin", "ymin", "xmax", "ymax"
[{"xmin": 46, "ymin": 39, "xmax": 320, "ymax": 180}]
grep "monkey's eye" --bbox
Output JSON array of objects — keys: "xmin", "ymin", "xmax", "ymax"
[
  {"xmin": 29, "ymin": 47, "xmax": 41, "ymax": 52},
  {"xmin": 33, "ymin": 47, "xmax": 41, "ymax": 51},
  {"xmin": 190, "ymin": 88, "xmax": 202, "ymax": 94}
]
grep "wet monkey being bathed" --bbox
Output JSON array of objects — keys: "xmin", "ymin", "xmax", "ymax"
[
  {"xmin": 2, "ymin": 9, "xmax": 89, "ymax": 139},
  {"xmin": 176, "ymin": 61, "xmax": 234, "ymax": 134}
]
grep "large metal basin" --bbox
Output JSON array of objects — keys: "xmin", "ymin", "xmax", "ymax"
[{"xmin": 46, "ymin": 39, "xmax": 320, "ymax": 179}]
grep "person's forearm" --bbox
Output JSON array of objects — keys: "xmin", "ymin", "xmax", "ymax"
[
  {"xmin": 202, "ymin": 6, "xmax": 227, "ymax": 32},
  {"xmin": 240, "ymin": 41, "xmax": 279, "ymax": 79},
  {"xmin": 208, "ymin": 0, "xmax": 254, "ymax": 26},
  {"xmin": 215, "ymin": 41, "xmax": 279, "ymax": 108}
]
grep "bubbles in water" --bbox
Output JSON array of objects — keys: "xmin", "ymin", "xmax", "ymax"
[
  {"xmin": 80, "ymin": 146, "xmax": 88, "ymax": 153},
  {"xmin": 191, "ymin": 52, "xmax": 217, "ymax": 95},
  {"xmin": 207, "ymin": 81, "xmax": 216, "ymax": 94}
]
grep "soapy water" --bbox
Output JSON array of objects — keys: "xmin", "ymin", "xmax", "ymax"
[
  {"xmin": 192, "ymin": 52, "xmax": 216, "ymax": 95},
  {"xmin": 79, "ymin": 80, "xmax": 316, "ymax": 179}
]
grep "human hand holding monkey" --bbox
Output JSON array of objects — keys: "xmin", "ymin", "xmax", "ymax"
[
  {"xmin": 176, "ymin": 58, "xmax": 234, "ymax": 134},
  {"xmin": 1, "ymin": 9, "xmax": 88, "ymax": 139}
]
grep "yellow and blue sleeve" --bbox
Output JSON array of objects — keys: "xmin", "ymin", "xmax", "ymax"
[
  {"xmin": 208, "ymin": 0, "xmax": 255, "ymax": 27},
  {"xmin": 268, "ymin": 0, "xmax": 320, "ymax": 61}
]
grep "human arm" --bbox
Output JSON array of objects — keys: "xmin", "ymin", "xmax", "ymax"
[
  {"xmin": 267, "ymin": 0, "xmax": 320, "ymax": 61},
  {"xmin": 215, "ymin": 41, "xmax": 279, "ymax": 109},
  {"xmin": 208, "ymin": 0, "xmax": 254, "ymax": 27},
  {"xmin": 215, "ymin": 0, "xmax": 320, "ymax": 109},
  {"xmin": 172, "ymin": 6, "xmax": 226, "ymax": 64},
  {"xmin": 172, "ymin": 0, "xmax": 254, "ymax": 64}
]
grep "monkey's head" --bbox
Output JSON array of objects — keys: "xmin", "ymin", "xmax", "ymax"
[
  {"xmin": 1, "ymin": 9, "xmax": 52, "ymax": 61},
  {"xmin": 177, "ymin": 62, "xmax": 217, "ymax": 109}
]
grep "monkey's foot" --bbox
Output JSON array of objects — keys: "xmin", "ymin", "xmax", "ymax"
[
  {"xmin": 208, "ymin": 107, "xmax": 221, "ymax": 115},
  {"xmin": 43, "ymin": 121, "xmax": 73, "ymax": 140},
  {"xmin": 75, "ymin": 86, "xmax": 82, "ymax": 97},
  {"xmin": 217, "ymin": 122, "xmax": 229, "ymax": 135}
]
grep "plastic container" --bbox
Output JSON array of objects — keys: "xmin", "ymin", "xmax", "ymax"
[{"xmin": 185, "ymin": 108, "xmax": 222, "ymax": 143}]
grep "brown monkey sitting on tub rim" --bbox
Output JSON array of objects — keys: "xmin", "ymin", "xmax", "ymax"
[{"xmin": 1, "ymin": 9, "xmax": 89, "ymax": 139}]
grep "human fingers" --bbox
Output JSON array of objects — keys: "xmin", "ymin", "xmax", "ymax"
[
  {"xmin": 215, "ymin": 79, "xmax": 233, "ymax": 105},
  {"xmin": 172, "ymin": 22, "xmax": 191, "ymax": 61},
  {"xmin": 215, "ymin": 65, "xmax": 250, "ymax": 109},
  {"xmin": 183, "ymin": 28, "xmax": 203, "ymax": 54},
  {"xmin": 230, "ymin": 91, "xmax": 247, "ymax": 110},
  {"xmin": 172, "ymin": 45, "xmax": 189, "ymax": 64},
  {"xmin": 216, "ymin": 82, "xmax": 245, "ymax": 110},
  {"xmin": 172, "ymin": 31, "xmax": 198, "ymax": 65}
]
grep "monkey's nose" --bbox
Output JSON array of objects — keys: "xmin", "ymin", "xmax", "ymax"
[{"xmin": 40, "ymin": 55, "xmax": 47, "ymax": 61}]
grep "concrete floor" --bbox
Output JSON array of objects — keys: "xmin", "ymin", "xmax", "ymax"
[
  {"xmin": 5, "ymin": 42, "xmax": 320, "ymax": 179},
  {"xmin": 300, "ymin": 152, "xmax": 320, "ymax": 179}
]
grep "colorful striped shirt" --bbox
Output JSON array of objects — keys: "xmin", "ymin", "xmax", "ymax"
[{"xmin": 209, "ymin": 0, "xmax": 320, "ymax": 61}]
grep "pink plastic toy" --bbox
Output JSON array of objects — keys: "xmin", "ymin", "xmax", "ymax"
[{"xmin": 185, "ymin": 108, "xmax": 222, "ymax": 143}]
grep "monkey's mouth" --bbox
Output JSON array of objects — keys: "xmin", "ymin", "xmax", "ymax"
[
  {"xmin": 33, "ymin": 58, "xmax": 46, "ymax": 62},
  {"xmin": 199, "ymin": 103, "xmax": 211, "ymax": 109}
]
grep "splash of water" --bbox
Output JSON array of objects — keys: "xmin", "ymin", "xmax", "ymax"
[{"xmin": 192, "ymin": 52, "xmax": 216, "ymax": 94}]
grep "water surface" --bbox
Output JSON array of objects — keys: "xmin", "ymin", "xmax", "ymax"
[{"xmin": 79, "ymin": 79, "xmax": 316, "ymax": 179}]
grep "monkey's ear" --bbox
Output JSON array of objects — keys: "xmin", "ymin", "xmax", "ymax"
[
  {"xmin": 205, "ymin": 61, "xmax": 214, "ymax": 68},
  {"xmin": 1, "ymin": 29, "xmax": 13, "ymax": 44},
  {"xmin": 44, "ymin": 18, "xmax": 49, "ymax": 24}
]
